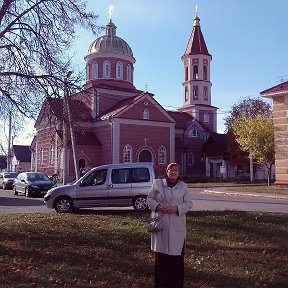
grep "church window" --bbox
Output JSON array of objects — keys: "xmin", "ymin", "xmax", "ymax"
[
  {"xmin": 56, "ymin": 148, "xmax": 59, "ymax": 163},
  {"xmin": 49, "ymin": 145, "xmax": 54, "ymax": 164},
  {"xmin": 203, "ymin": 65, "xmax": 208, "ymax": 80},
  {"xmin": 92, "ymin": 61, "xmax": 98, "ymax": 79},
  {"xmin": 86, "ymin": 63, "xmax": 90, "ymax": 81},
  {"xmin": 204, "ymin": 86, "xmax": 208, "ymax": 100},
  {"xmin": 185, "ymin": 87, "xmax": 189, "ymax": 102},
  {"xmin": 158, "ymin": 146, "xmax": 166, "ymax": 164},
  {"xmin": 204, "ymin": 113, "xmax": 209, "ymax": 123},
  {"xmin": 116, "ymin": 61, "xmax": 123, "ymax": 79},
  {"xmin": 103, "ymin": 60, "xmax": 111, "ymax": 78},
  {"xmin": 193, "ymin": 86, "xmax": 198, "ymax": 99},
  {"xmin": 185, "ymin": 66, "xmax": 189, "ymax": 81},
  {"xmin": 123, "ymin": 144, "xmax": 132, "ymax": 162},
  {"xmin": 187, "ymin": 153, "xmax": 194, "ymax": 165},
  {"xmin": 143, "ymin": 109, "xmax": 149, "ymax": 120},
  {"xmin": 193, "ymin": 65, "xmax": 199, "ymax": 80},
  {"xmin": 40, "ymin": 147, "xmax": 44, "ymax": 165},
  {"xmin": 37, "ymin": 148, "xmax": 40, "ymax": 165},
  {"xmin": 127, "ymin": 64, "xmax": 132, "ymax": 81}
]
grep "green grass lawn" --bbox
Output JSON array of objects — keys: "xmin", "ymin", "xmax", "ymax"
[
  {"xmin": 0, "ymin": 211, "xmax": 287, "ymax": 288},
  {"xmin": 188, "ymin": 182, "xmax": 288, "ymax": 196}
]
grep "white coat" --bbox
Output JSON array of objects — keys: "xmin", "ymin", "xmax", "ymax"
[{"xmin": 147, "ymin": 178, "xmax": 193, "ymax": 256}]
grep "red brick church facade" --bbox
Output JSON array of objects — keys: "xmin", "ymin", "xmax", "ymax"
[{"xmin": 31, "ymin": 13, "xmax": 218, "ymax": 182}]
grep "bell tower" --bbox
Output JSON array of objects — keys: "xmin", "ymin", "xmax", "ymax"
[{"xmin": 178, "ymin": 9, "xmax": 217, "ymax": 132}]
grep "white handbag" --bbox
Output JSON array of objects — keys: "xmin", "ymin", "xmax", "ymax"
[{"xmin": 146, "ymin": 179, "xmax": 166, "ymax": 233}]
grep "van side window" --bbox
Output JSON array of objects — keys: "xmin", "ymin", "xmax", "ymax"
[
  {"xmin": 82, "ymin": 169, "xmax": 107, "ymax": 186},
  {"xmin": 131, "ymin": 168, "xmax": 150, "ymax": 183},
  {"xmin": 111, "ymin": 169, "xmax": 129, "ymax": 184}
]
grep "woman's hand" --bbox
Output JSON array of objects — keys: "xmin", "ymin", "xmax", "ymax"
[{"xmin": 157, "ymin": 205, "xmax": 178, "ymax": 214}]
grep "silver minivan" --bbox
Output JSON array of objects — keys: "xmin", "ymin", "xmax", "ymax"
[{"xmin": 44, "ymin": 162, "xmax": 155, "ymax": 213}]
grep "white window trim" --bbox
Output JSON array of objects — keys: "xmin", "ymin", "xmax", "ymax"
[
  {"xmin": 116, "ymin": 61, "xmax": 123, "ymax": 79},
  {"xmin": 40, "ymin": 147, "xmax": 44, "ymax": 165},
  {"xmin": 92, "ymin": 61, "xmax": 98, "ymax": 79},
  {"xmin": 49, "ymin": 145, "xmax": 54, "ymax": 165},
  {"xmin": 187, "ymin": 153, "xmax": 194, "ymax": 166},
  {"xmin": 103, "ymin": 60, "xmax": 111, "ymax": 79},
  {"xmin": 143, "ymin": 109, "xmax": 149, "ymax": 120},
  {"xmin": 158, "ymin": 146, "xmax": 166, "ymax": 164},
  {"xmin": 127, "ymin": 64, "xmax": 131, "ymax": 81},
  {"xmin": 123, "ymin": 144, "xmax": 132, "ymax": 163},
  {"xmin": 86, "ymin": 63, "xmax": 90, "ymax": 81}
]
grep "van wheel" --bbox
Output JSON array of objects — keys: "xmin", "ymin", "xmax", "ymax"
[
  {"xmin": 54, "ymin": 196, "xmax": 74, "ymax": 213},
  {"xmin": 133, "ymin": 196, "xmax": 148, "ymax": 211},
  {"xmin": 13, "ymin": 186, "xmax": 18, "ymax": 195}
]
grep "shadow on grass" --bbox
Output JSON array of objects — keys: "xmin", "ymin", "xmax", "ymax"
[{"xmin": 0, "ymin": 211, "xmax": 287, "ymax": 287}]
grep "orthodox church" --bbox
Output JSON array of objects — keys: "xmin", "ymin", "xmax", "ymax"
[{"xmin": 31, "ymin": 12, "xmax": 218, "ymax": 182}]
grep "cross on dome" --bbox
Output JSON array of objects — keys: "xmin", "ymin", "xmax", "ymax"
[{"xmin": 108, "ymin": 5, "xmax": 114, "ymax": 21}]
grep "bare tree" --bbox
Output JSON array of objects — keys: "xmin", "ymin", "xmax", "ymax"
[{"xmin": 0, "ymin": 0, "xmax": 100, "ymax": 136}]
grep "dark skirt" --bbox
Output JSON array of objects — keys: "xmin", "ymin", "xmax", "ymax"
[{"xmin": 154, "ymin": 247, "xmax": 184, "ymax": 288}]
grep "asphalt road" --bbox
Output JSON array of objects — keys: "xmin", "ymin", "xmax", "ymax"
[{"xmin": 0, "ymin": 188, "xmax": 287, "ymax": 214}]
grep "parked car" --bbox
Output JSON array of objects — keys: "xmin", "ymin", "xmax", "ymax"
[
  {"xmin": 0, "ymin": 172, "xmax": 19, "ymax": 190},
  {"xmin": 13, "ymin": 172, "xmax": 57, "ymax": 197},
  {"xmin": 44, "ymin": 162, "xmax": 156, "ymax": 213}
]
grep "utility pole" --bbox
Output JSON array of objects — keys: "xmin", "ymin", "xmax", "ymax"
[
  {"xmin": 249, "ymin": 148, "xmax": 254, "ymax": 182},
  {"xmin": 63, "ymin": 71, "xmax": 79, "ymax": 184},
  {"xmin": 7, "ymin": 111, "xmax": 12, "ymax": 171},
  {"xmin": 62, "ymin": 114, "xmax": 67, "ymax": 184}
]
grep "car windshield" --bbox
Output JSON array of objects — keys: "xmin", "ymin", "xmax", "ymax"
[
  {"xmin": 4, "ymin": 173, "xmax": 18, "ymax": 178},
  {"xmin": 27, "ymin": 173, "xmax": 50, "ymax": 182}
]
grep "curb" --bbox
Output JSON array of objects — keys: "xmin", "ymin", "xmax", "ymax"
[{"xmin": 203, "ymin": 189, "xmax": 288, "ymax": 200}]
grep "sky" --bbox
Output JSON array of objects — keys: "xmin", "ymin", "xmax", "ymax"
[{"xmin": 12, "ymin": 0, "xmax": 288, "ymax": 145}]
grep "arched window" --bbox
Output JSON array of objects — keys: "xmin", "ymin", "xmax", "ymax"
[
  {"xmin": 56, "ymin": 148, "xmax": 59, "ymax": 163},
  {"xmin": 185, "ymin": 66, "xmax": 189, "ymax": 81},
  {"xmin": 193, "ymin": 85, "xmax": 198, "ymax": 99},
  {"xmin": 158, "ymin": 146, "xmax": 166, "ymax": 164},
  {"xmin": 187, "ymin": 153, "xmax": 194, "ymax": 166},
  {"xmin": 127, "ymin": 64, "xmax": 132, "ymax": 81},
  {"xmin": 203, "ymin": 65, "xmax": 208, "ymax": 80},
  {"xmin": 185, "ymin": 87, "xmax": 189, "ymax": 102},
  {"xmin": 40, "ymin": 147, "xmax": 44, "ymax": 165},
  {"xmin": 116, "ymin": 61, "xmax": 123, "ymax": 79},
  {"xmin": 86, "ymin": 63, "xmax": 90, "ymax": 81},
  {"xmin": 204, "ymin": 113, "xmax": 209, "ymax": 123},
  {"xmin": 193, "ymin": 65, "xmax": 199, "ymax": 80},
  {"xmin": 37, "ymin": 148, "xmax": 41, "ymax": 165},
  {"xmin": 92, "ymin": 61, "xmax": 98, "ymax": 79},
  {"xmin": 143, "ymin": 109, "xmax": 149, "ymax": 120},
  {"xmin": 103, "ymin": 60, "xmax": 111, "ymax": 78},
  {"xmin": 49, "ymin": 145, "xmax": 54, "ymax": 164},
  {"xmin": 203, "ymin": 86, "xmax": 208, "ymax": 100},
  {"xmin": 123, "ymin": 144, "xmax": 132, "ymax": 162}
]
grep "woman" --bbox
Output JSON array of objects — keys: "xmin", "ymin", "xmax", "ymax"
[{"xmin": 147, "ymin": 163, "xmax": 193, "ymax": 288}]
